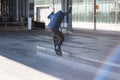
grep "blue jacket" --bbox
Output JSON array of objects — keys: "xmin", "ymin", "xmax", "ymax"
[{"xmin": 48, "ymin": 7, "xmax": 71, "ymax": 30}]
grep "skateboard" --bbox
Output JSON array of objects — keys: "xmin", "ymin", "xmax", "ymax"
[{"xmin": 53, "ymin": 36, "xmax": 62, "ymax": 56}]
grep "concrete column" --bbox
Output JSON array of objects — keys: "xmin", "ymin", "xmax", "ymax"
[
  {"xmin": 27, "ymin": 0, "xmax": 31, "ymax": 30},
  {"xmin": 61, "ymin": 0, "xmax": 72, "ymax": 33},
  {"xmin": 16, "ymin": 0, "xmax": 18, "ymax": 19},
  {"xmin": 68, "ymin": 0, "xmax": 73, "ymax": 31},
  {"xmin": 61, "ymin": 0, "xmax": 67, "ymax": 33},
  {"xmin": 94, "ymin": 0, "xmax": 96, "ymax": 30},
  {"xmin": 27, "ymin": 0, "xmax": 34, "ymax": 30},
  {"xmin": 27, "ymin": 0, "xmax": 30, "ymax": 17},
  {"xmin": 61, "ymin": 0, "xmax": 67, "ymax": 24}
]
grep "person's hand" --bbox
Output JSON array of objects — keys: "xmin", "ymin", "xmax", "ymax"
[
  {"xmin": 68, "ymin": 5, "xmax": 72, "ymax": 13},
  {"xmin": 69, "ymin": 5, "xmax": 72, "ymax": 8},
  {"xmin": 49, "ymin": 7, "xmax": 55, "ymax": 12}
]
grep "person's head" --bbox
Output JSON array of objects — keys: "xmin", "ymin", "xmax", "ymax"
[
  {"xmin": 58, "ymin": 10, "xmax": 63, "ymax": 13},
  {"xmin": 56, "ymin": 10, "xmax": 63, "ymax": 15}
]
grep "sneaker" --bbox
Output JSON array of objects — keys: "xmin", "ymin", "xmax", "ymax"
[
  {"xmin": 56, "ymin": 51, "xmax": 62, "ymax": 56},
  {"xmin": 55, "ymin": 45, "xmax": 59, "ymax": 50},
  {"xmin": 55, "ymin": 45, "xmax": 62, "ymax": 56}
]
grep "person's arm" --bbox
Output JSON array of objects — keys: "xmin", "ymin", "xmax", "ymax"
[
  {"xmin": 48, "ymin": 12, "xmax": 54, "ymax": 19},
  {"xmin": 48, "ymin": 8, "xmax": 55, "ymax": 19},
  {"xmin": 63, "ymin": 6, "xmax": 72, "ymax": 16},
  {"xmin": 68, "ymin": 5, "xmax": 72, "ymax": 14}
]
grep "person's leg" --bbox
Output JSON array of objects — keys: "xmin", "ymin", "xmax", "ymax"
[{"xmin": 51, "ymin": 29, "xmax": 64, "ymax": 46}]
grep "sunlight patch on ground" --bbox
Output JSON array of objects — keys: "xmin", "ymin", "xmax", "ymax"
[
  {"xmin": 0, "ymin": 55, "xmax": 61, "ymax": 80},
  {"xmin": 95, "ymin": 45, "xmax": 120, "ymax": 80}
]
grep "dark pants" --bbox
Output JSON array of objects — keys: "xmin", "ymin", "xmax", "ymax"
[{"xmin": 51, "ymin": 29, "xmax": 64, "ymax": 46}]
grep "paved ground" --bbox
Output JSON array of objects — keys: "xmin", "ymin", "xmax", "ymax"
[{"xmin": 0, "ymin": 29, "xmax": 120, "ymax": 80}]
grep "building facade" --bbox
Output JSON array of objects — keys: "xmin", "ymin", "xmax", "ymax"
[
  {"xmin": 35, "ymin": 0, "xmax": 120, "ymax": 31},
  {"xmin": 0, "ymin": 0, "xmax": 34, "ymax": 28}
]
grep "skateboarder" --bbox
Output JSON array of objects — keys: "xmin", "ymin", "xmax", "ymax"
[{"xmin": 47, "ymin": 6, "xmax": 72, "ymax": 50}]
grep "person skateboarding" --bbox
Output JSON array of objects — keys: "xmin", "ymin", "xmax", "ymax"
[{"xmin": 47, "ymin": 6, "xmax": 72, "ymax": 55}]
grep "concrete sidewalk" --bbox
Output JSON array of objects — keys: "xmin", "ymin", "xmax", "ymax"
[
  {"xmin": 0, "ymin": 29, "xmax": 120, "ymax": 80},
  {"xmin": 0, "ymin": 29, "xmax": 120, "ymax": 64}
]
